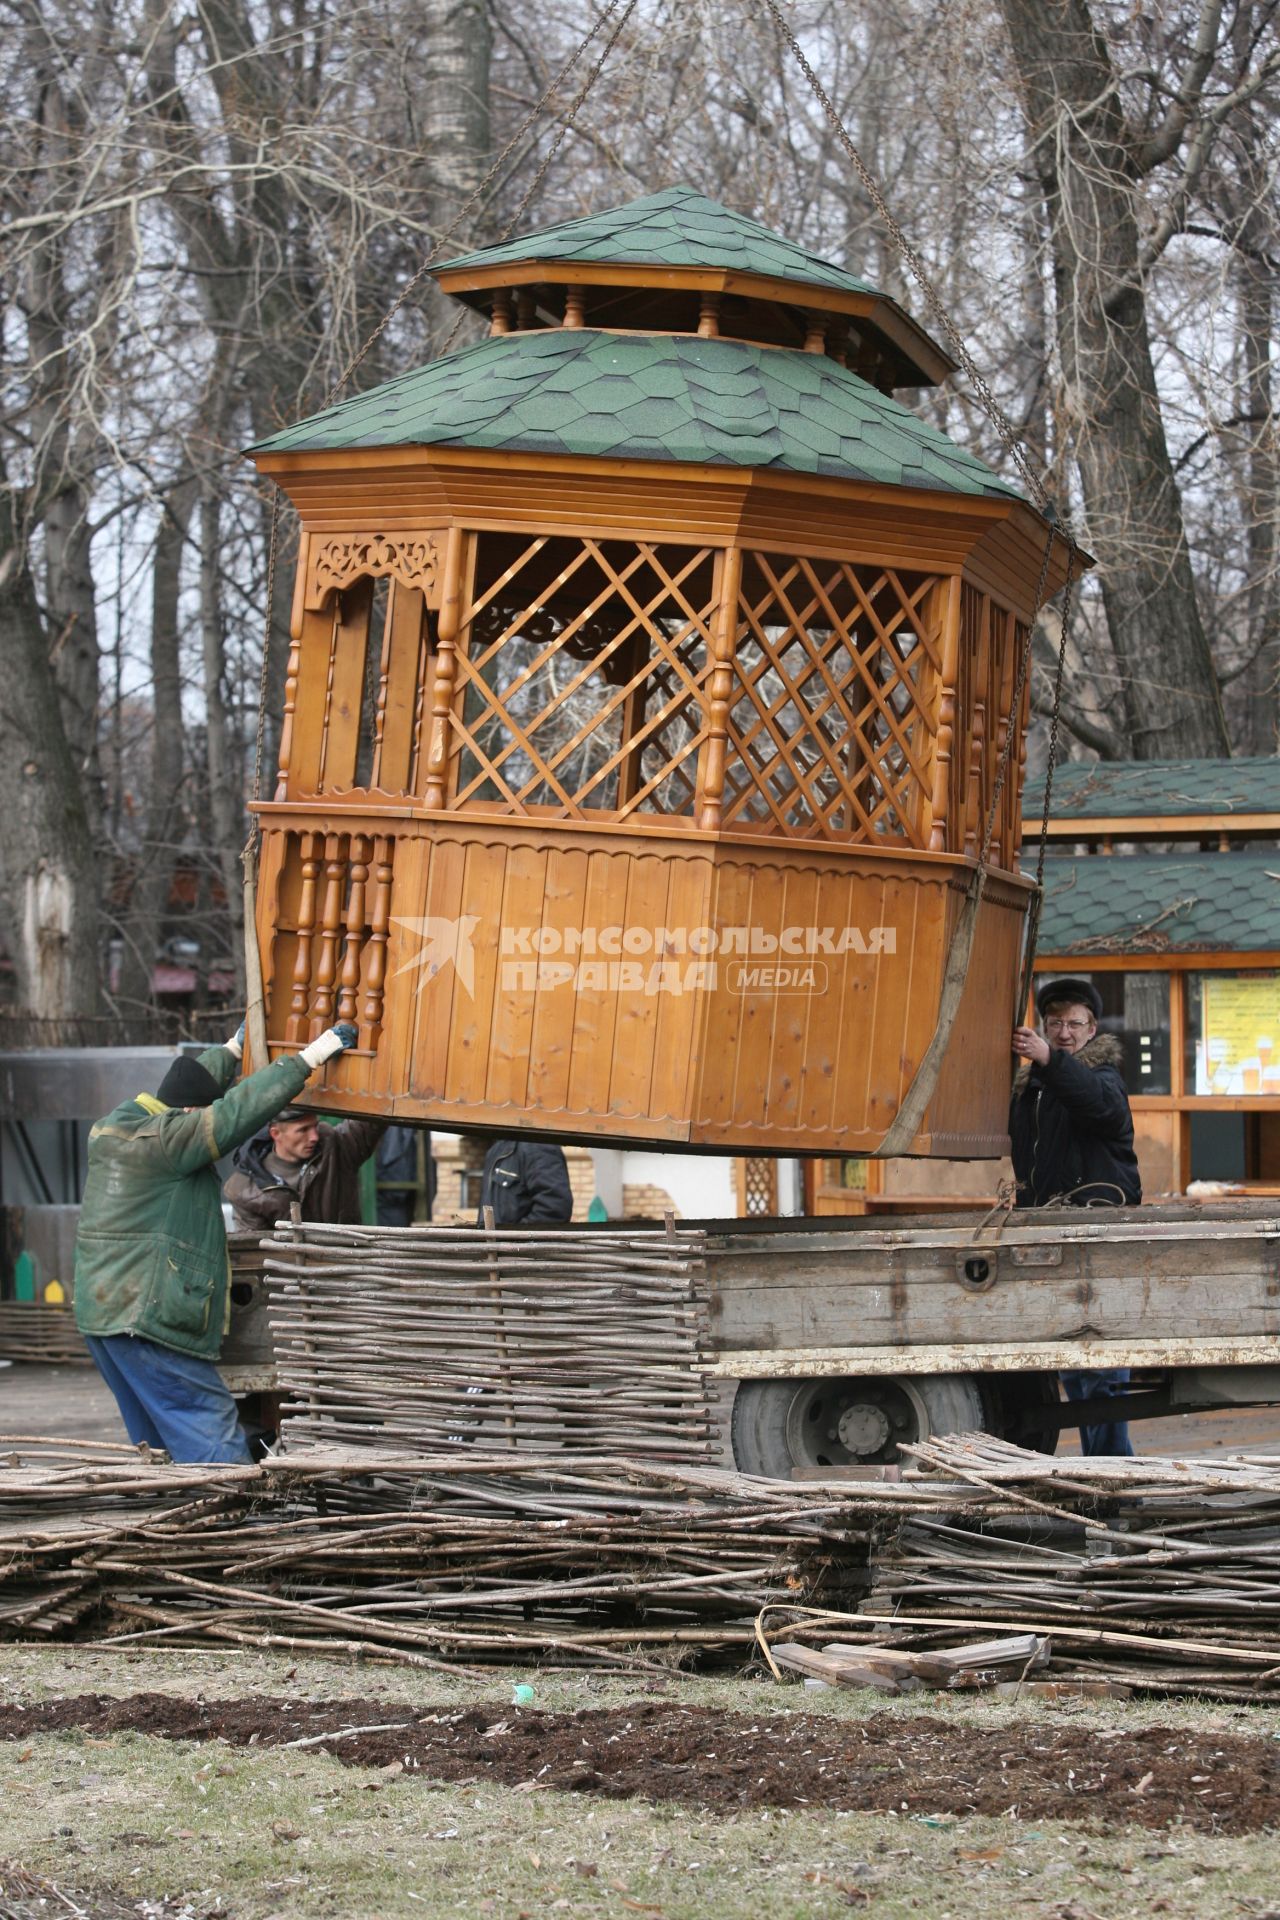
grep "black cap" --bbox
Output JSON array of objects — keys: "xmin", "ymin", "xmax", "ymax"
[
  {"xmin": 155, "ymin": 1055, "xmax": 222, "ymax": 1109},
  {"xmin": 1036, "ymin": 976, "xmax": 1103, "ymax": 1021},
  {"xmin": 271, "ymin": 1107, "xmax": 310, "ymax": 1125}
]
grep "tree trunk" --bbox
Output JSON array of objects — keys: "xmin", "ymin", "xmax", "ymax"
[
  {"xmin": 1236, "ymin": 247, "xmax": 1278, "ymax": 752},
  {"xmin": 0, "ymin": 474, "xmax": 100, "ymax": 1019},
  {"xmin": 419, "ymin": 0, "xmax": 493, "ymax": 347},
  {"xmin": 998, "ymin": 0, "xmax": 1231, "ymax": 758},
  {"xmin": 114, "ymin": 482, "xmax": 196, "ymax": 1013},
  {"xmin": 201, "ymin": 487, "xmax": 248, "ymax": 994}
]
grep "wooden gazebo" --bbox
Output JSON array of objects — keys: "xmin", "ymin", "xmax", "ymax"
[{"xmin": 247, "ymin": 187, "xmax": 1071, "ymax": 1155}]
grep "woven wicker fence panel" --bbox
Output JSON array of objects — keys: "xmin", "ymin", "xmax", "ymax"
[{"xmin": 264, "ymin": 1222, "xmax": 715, "ymax": 1459}]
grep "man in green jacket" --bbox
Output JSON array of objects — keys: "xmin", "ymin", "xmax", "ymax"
[{"xmin": 75, "ymin": 1020, "xmax": 358, "ymax": 1462}]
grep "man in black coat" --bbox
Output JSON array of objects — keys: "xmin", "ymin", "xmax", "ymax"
[
  {"xmin": 1011, "ymin": 977, "xmax": 1142, "ymax": 1456},
  {"xmin": 477, "ymin": 1138, "xmax": 574, "ymax": 1226}
]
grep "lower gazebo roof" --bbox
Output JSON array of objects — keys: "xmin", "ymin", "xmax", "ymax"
[{"xmin": 252, "ymin": 329, "xmax": 1021, "ymax": 501}]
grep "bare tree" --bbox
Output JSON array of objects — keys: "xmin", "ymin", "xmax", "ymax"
[{"xmin": 995, "ymin": 0, "xmax": 1278, "ymax": 757}]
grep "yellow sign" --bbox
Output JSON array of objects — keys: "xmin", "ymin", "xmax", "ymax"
[{"xmin": 1199, "ymin": 975, "xmax": 1280, "ymax": 1095}]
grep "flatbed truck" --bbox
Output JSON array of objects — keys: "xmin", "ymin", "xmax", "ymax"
[{"xmin": 219, "ymin": 1200, "xmax": 1280, "ymax": 1474}]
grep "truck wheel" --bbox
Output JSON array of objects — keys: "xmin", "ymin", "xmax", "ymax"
[{"xmin": 729, "ymin": 1373, "xmax": 986, "ymax": 1477}]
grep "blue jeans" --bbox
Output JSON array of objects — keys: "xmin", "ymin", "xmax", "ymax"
[
  {"xmin": 84, "ymin": 1333, "xmax": 253, "ymax": 1464},
  {"xmin": 1061, "ymin": 1367, "xmax": 1134, "ymax": 1457}
]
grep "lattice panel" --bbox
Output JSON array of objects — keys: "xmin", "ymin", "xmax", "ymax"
[
  {"xmin": 739, "ymin": 1157, "xmax": 779, "ymax": 1217},
  {"xmin": 721, "ymin": 556, "xmax": 943, "ymax": 844},
  {"xmin": 449, "ymin": 536, "xmax": 715, "ymax": 817}
]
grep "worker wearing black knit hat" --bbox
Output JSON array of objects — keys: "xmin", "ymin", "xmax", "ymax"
[
  {"xmin": 75, "ymin": 1020, "xmax": 359, "ymax": 1463},
  {"xmin": 1010, "ymin": 978, "xmax": 1141, "ymax": 1457}
]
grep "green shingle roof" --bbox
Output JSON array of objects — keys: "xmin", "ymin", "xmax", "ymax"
[
  {"xmin": 435, "ymin": 186, "xmax": 879, "ymax": 302},
  {"xmin": 1038, "ymin": 851, "xmax": 1280, "ymax": 955},
  {"xmin": 1025, "ymin": 758, "xmax": 1280, "ymax": 821},
  {"xmin": 252, "ymin": 329, "xmax": 1018, "ymax": 498}
]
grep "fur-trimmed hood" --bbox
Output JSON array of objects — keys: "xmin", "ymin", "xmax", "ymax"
[{"xmin": 1013, "ymin": 1030, "xmax": 1125, "ymax": 1094}]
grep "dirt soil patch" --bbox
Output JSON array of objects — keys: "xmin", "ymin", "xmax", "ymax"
[{"xmin": 2, "ymin": 1691, "xmax": 1277, "ymax": 1835}]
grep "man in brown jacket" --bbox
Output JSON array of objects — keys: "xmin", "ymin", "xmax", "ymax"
[{"xmin": 224, "ymin": 1108, "xmax": 386, "ymax": 1232}]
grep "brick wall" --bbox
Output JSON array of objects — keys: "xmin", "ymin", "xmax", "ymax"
[{"xmin": 621, "ymin": 1181, "xmax": 680, "ymax": 1220}]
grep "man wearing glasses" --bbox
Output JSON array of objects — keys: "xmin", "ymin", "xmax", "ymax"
[{"xmin": 1010, "ymin": 977, "xmax": 1142, "ymax": 1454}]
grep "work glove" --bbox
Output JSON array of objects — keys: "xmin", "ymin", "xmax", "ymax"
[
  {"xmin": 300, "ymin": 1022, "xmax": 360, "ymax": 1070},
  {"xmin": 225, "ymin": 1022, "xmax": 246, "ymax": 1060}
]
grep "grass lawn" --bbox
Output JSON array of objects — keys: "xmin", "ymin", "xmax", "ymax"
[{"xmin": 2, "ymin": 1644, "xmax": 1278, "ymax": 1918}]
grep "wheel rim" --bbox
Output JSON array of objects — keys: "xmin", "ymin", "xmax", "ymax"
[{"xmin": 781, "ymin": 1376, "xmax": 930, "ymax": 1467}]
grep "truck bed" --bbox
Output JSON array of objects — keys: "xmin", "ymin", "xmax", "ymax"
[{"xmin": 697, "ymin": 1200, "xmax": 1280, "ymax": 1376}]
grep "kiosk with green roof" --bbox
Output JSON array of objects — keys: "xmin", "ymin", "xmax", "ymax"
[{"xmin": 247, "ymin": 186, "xmax": 1071, "ymax": 1155}]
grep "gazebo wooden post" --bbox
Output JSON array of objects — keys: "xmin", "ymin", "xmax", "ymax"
[
  {"xmin": 424, "ymin": 525, "xmax": 466, "ymax": 810},
  {"xmin": 928, "ymin": 575, "xmax": 962, "ymax": 854},
  {"xmin": 275, "ymin": 536, "xmax": 310, "ymax": 802},
  {"xmin": 696, "ymin": 545, "xmax": 742, "ymax": 832}
]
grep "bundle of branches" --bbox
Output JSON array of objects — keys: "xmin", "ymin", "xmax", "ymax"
[
  {"xmin": 844, "ymin": 1434, "xmax": 1280, "ymax": 1701},
  {"xmin": 0, "ymin": 1447, "xmax": 871, "ymax": 1672},
  {"xmin": 264, "ymin": 1222, "xmax": 715, "ymax": 1460},
  {"xmin": 0, "ymin": 1436, "xmax": 258, "ymax": 1636}
]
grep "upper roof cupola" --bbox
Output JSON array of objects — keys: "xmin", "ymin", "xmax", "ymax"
[{"xmin": 434, "ymin": 185, "xmax": 955, "ymax": 394}]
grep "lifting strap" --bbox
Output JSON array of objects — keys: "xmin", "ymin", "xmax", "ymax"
[{"xmin": 876, "ymin": 547, "xmax": 1076, "ymax": 1156}]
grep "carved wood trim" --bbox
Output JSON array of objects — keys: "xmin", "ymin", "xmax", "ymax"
[{"xmin": 307, "ymin": 531, "xmax": 446, "ymax": 609}]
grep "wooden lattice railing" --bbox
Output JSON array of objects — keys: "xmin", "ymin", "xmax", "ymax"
[
  {"xmin": 720, "ymin": 555, "xmax": 944, "ymax": 845},
  {"xmin": 272, "ymin": 526, "xmax": 1028, "ymax": 869},
  {"xmin": 446, "ymin": 535, "xmax": 716, "ymax": 819}
]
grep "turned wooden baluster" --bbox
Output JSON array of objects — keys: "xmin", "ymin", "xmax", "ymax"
[
  {"xmin": 424, "ymin": 525, "xmax": 465, "ymax": 810},
  {"xmin": 564, "ymin": 286, "xmax": 586, "ymax": 328},
  {"xmin": 286, "ymin": 831, "xmax": 323, "ymax": 1042},
  {"xmin": 408, "ymin": 618, "xmax": 431, "ymax": 794},
  {"xmin": 697, "ymin": 292, "xmax": 720, "ymax": 339},
  {"xmin": 966, "ymin": 695, "xmax": 985, "ymax": 857},
  {"xmin": 309, "ymin": 833, "xmax": 347, "ymax": 1033},
  {"xmin": 361, "ymin": 835, "xmax": 394, "ymax": 1051},
  {"xmin": 965, "ymin": 592, "xmax": 994, "ymax": 856},
  {"xmin": 928, "ymin": 578, "xmax": 961, "ymax": 853},
  {"xmin": 273, "ymin": 536, "xmax": 310, "ymax": 801},
  {"xmin": 991, "ymin": 609, "xmax": 1015, "ymax": 868},
  {"xmin": 370, "ymin": 589, "xmax": 395, "ymax": 789},
  {"xmin": 337, "ymin": 834, "xmax": 371, "ymax": 1029},
  {"xmin": 697, "ymin": 546, "xmax": 743, "ymax": 831},
  {"xmin": 490, "ymin": 290, "xmax": 513, "ymax": 336}
]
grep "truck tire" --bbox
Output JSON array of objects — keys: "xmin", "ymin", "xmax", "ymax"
[{"xmin": 729, "ymin": 1372, "xmax": 987, "ymax": 1477}]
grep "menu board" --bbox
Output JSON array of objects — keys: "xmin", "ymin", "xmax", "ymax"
[{"xmin": 1197, "ymin": 974, "xmax": 1280, "ymax": 1094}]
